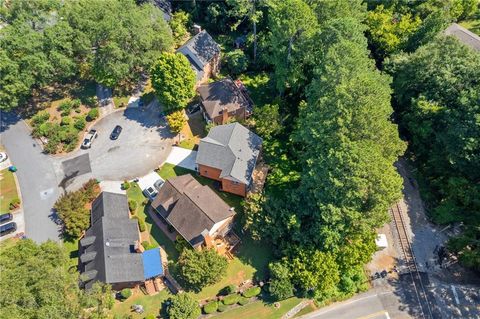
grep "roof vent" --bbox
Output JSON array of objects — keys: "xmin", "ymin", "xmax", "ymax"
[
  {"xmin": 105, "ymin": 241, "xmax": 110, "ymax": 247},
  {"xmin": 229, "ymin": 207, "xmax": 235, "ymax": 211}
]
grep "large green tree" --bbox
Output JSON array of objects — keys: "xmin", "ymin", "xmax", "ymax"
[
  {"xmin": 150, "ymin": 52, "xmax": 196, "ymax": 112},
  {"xmin": 165, "ymin": 293, "xmax": 200, "ymax": 319},
  {"xmin": 0, "ymin": 239, "xmax": 81, "ymax": 319}
]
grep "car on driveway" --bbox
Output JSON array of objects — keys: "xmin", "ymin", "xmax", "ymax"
[
  {"xmin": 0, "ymin": 152, "xmax": 8, "ymax": 162},
  {"xmin": 110, "ymin": 125, "xmax": 123, "ymax": 140},
  {"xmin": 0, "ymin": 213, "xmax": 13, "ymax": 224},
  {"xmin": 81, "ymin": 129, "xmax": 98, "ymax": 149},
  {"xmin": 154, "ymin": 178, "xmax": 165, "ymax": 191},
  {"xmin": 143, "ymin": 186, "xmax": 158, "ymax": 201},
  {"xmin": 0, "ymin": 222, "xmax": 17, "ymax": 236}
]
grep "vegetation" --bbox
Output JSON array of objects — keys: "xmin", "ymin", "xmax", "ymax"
[
  {"xmin": 178, "ymin": 249, "xmax": 229, "ymax": 292},
  {"xmin": 128, "ymin": 199, "xmax": 138, "ymax": 213},
  {"xmin": 203, "ymin": 301, "xmax": 218, "ymax": 314},
  {"xmin": 222, "ymin": 293, "xmax": 240, "ymax": 305},
  {"xmin": 54, "ymin": 179, "xmax": 99, "ymax": 238},
  {"xmin": 170, "ymin": 10, "xmax": 191, "ymax": 46},
  {"xmin": 0, "ymin": 169, "xmax": 19, "ymax": 212},
  {"xmin": 268, "ymin": 262, "xmax": 294, "ymax": 301},
  {"xmin": 165, "ymin": 293, "xmax": 200, "ymax": 319},
  {"xmin": 166, "ymin": 110, "xmax": 187, "ymax": 138},
  {"xmin": 120, "ymin": 288, "xmax": 132, "ymax": 300},
  {"xmin": 242, "ymin": 287, "xmax": 261, "ymax": 298},
  {"xmin": 223, "ymin": 50, "xmax": 249, "ymax": 76},
  {"xmin": 151, "ymin": 53, "xmax": 196, "ymax": 112}
]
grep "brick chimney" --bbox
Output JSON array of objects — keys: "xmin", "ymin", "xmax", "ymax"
[{"xmin": 221, "ymin": 107, "xmax": 229, "ymax": 124}]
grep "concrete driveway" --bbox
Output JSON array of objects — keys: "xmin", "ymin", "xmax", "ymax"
[
  {"xmin": 165, "ymin": 146, "xmax": 197, "ymax": 171},
  {"xmin": 0, "ymin": 102, "xmax": 173, "ymax": 242}
]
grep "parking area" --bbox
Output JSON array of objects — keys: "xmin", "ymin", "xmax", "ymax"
[{"xmin": 0, "ymin": 210, "xmax": 25, "ymax": 242}]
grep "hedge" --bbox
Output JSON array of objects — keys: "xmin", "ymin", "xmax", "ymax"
[
  {"xmin": 242, "ymin": 287, "xmax": 261, "ymax": 298},
  {"xmin": 203, "ymin": 301, "xmax": 218, "ymax": 314},
  {"xmin": 138, "ymin": 218, "xmax": 146, "ymax": 232},
  {"xmin": 128, "ymin": 199, "xmax": 138, "ymax": 213},
  {"xmin": 222, "ymin": 294, "xmax": 239, "ymax": 305},
  {"xmin": 225, "ymin": 284, "xmax": 237, "ymax": 295},
  {"xmin": 120, "ymin": 288, "xmax": 132, "ymax": 300},
  {"xmin": 122, "ymin": 181, "xmax": 130, "ymax": 190},
  {"xmin": 9, "ymin": 198, "xmax": 20, "ymax": 210},
  {"xmin": 87, "ymin": 108, "xmax": 99, "ymax": 121},
  {"xmin": 238, "ymin": 296, "xmax": 249, "ymax": 306},
  {"xmin": 217, "ymin": 302, "xmax": 227, "ymax": 312}
]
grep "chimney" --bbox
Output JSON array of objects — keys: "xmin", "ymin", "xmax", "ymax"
[
  {"xmin": 193, "ymin": 24, "xmax": 202, "ymax": 35},
  {"xmin": 221, "ymin": 107, "xmax": 229, "ymax": 124},
  {"xmin": 201, "ymin": 229, "xmax": 214, "ymax": 249}
]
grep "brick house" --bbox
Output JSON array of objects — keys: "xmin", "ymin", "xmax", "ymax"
[
  {"xmin": 177, "ymin": 29, "xmax": 221, "ymax": 86},
  {"xmin": 151, "ymin": 174, "xmax": 236, "ymax": 249},
  {"xmin": 197, "ymin": 78, "xmax": 253, "ymax": 125},
  {"xmin": 196, "ymin": 123, "xmax": 263, "ymax": 197}
]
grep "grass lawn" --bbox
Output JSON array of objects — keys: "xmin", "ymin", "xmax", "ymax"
[
  {"xmin": 179, "ymin": 112, "xmax": 206, "ymax": 150},
  {"xmin": 113, "ymin": 95, "xmax": 130, "ymax": 108},
  {"xmin": 0, "ymin": 169, "xmax": 19, "ymax": 212},
  {"xmin": 111, "ymin": 290, "xmax": 171, "ymax": 319},
  {"xmin": 210, "ymin": 297, "xmax": 304, "ymax": 319},
  {"xmin": 63, "ymin": 238, "xmax": 80, "ymax": 269},
  {"xmin": 294, "ymin": 302, "xmax": 317, "ymax": 318}
]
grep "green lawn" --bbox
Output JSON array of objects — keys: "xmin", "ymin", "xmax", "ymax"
[
  {"xmin": 63, "ymin": 238, "xmax": 79, "ymax": 269},
  {"xmin": 111, "ymin": 290, "xmax": 171, "ymax": 319},
  {"xmin": 294, "ymin": 302, "xmax": 317, "ymax": 318},
  {"xmin": 113, "ymin": 95, "xmax": 130, "ymax": 108},
  {"xmin": 210, "ymin": 297, "xmax": 304, "ymax": 319},
  {"xmin": 0, "ymin": 169, "xmax": 19, "ymax": 212}
]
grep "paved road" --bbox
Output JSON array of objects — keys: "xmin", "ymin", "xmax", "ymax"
[{"xmin": 0, "ymin": 113, "xmax": 61, "ymax": 242}]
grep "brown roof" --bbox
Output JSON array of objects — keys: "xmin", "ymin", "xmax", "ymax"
[
  {"xmin": 197, "ymin": 78, "xmax": 250, "ymax": 120},
  {"xmin": 151, "ymin": 174, "xmax": 235, "ymax": 246}
]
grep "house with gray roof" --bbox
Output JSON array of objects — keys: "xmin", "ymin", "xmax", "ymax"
[
  {"xmin": 79, "ymin": 192, "xmax": 163, "ymax": 290},
  {"xmin": 445, "ymin": 23, "xmax": 480, "ymax": 52},
  {"xmin": 196, "ymin": 123, "xmax": 263, "ymax": 197},
  {"xmin": 177, "ymin": 29, "xmax": 221, "ymax": 84},
  {"xmin": 151, "ymin": 174, "xmax": 235, "ymax": 248}
]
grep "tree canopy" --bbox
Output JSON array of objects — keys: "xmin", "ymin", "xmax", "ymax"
[{"xmin": 165, "ymin": 293, "xmax": 200, "ymax": 319}]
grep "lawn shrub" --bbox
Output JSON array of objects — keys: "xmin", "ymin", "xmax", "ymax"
[
  {"xmin": 128, "ymin": 199, "xmax": 138, "ymax": 213},
  {"xmin": 122, "ymin": 181, "xmax": 130, "ymax": 190},
  {"xmin": 32, "ymin": 111, "xmax": 50, "ymax": 125},
  {"xmin": 9, "ymin": 198, "xmax": 20, "ymax": 210},
  {"xmin": 60, "ymin": 117, "xmax": 72, "ymax": 126},
  {"xmin": 242, "ymin": 286, "xmax": 261, "ymax": 298},
  {"xmin": 87, "ymin": 108, "xmax": 99, "ymax": 121},
  {"xmin": 142, "ymin": 241, "xmax": 154, "ymax": 250},
  {"xmin": 58, "ymin": 100, "xmax": 73, "ymax": 116},
  {"xmin": 217, "ymin": 302, "xmax": 227, "ymax": 312},
  {"xmin": 138, "ymin": 218, "xmax": 146, "ymax": 232},
  {"xmin": 120, "ymin": 288, "xmax": 132, "ymax": 300},
  {"xmin": 225, "ymin": 284, "xmax": 237, "ymax": 295},
  {"xmin": 203, "ymin": 301, "xmax": 218, "ymax": 314},
  {"xmin": 85, "ymin": 96, "xmax": 98, "ymax": 108},
  {"xmin": 238, "ymin": 296, "xmax": 249, "ymax": 306},
  {"xmin": 222, "ymin": 294, "xmax": 239, "ymax": 305},
  {"xmin": 44, "ymin": 137, "xmax": 60, "ymax": 154},
  {"xmin": 72, "ymin": 99, "xmax": 81, "ymax": 108},
  {"xmin": 74, "ymin": 117, "xmax": 86, "ymax": 130}
]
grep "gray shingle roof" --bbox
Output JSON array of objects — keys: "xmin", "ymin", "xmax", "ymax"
[
  {"xmin": 177, "ymin": 30, "xmax": 220, "ymax": 81},
  {"xmin": 80, "ymin": 192, "xmax": 144, "ymax": 289},
  {"xmin": 151, "ymin": 174, "xmax": 234, "ymax": 247},
  {"xmin": 445, "ymin": 23, "xmax": 480, "ymax": 52},
  {"xmin": 196, "ymin": 123, "xmax": 262, "ymax": 184},
  {"xmin": 198, "ymin": 78, "xmax": 250, "ymax": 120}
]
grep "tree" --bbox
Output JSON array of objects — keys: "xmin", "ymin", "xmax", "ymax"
[
  {"xmin": 0, "ymin": 239, "xmax": 81, "ymax": 319},
  {"xmin": 80, "ymin": 282, "xmax": 115, "ymax": 319},
  {"xmin": 169, "ymin": 10, "xmax": 191, "ymax": 46},
  {"xmin": 166, "ymin": 110, "xmax": 187, "ymax": 139},
  {"xmin": 166, "ymin": 293, "xmax": 200, "ymax": 319},
  {"xmin": 268, "ymin": 262, "xmax": 294, "ymax": 300},
  {"xmin": 222, "ymin": 49, "xmax": 249, "ymax": 75},
  {"xmin": 178, "ymin": 249, "xmax": 228, "ymax": 292},
  {"xmin": 151, "ymin": 52, "xmax": 196, "ymax": 112},
  {"xmin": 249, "ymin": 103, "xmax": 282, "ymax": 139}
]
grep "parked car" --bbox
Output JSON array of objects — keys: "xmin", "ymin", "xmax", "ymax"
[
  {"xmin": 143, "ymin": 186, "xmax": 158, "ymax": 201},
  {"xmin": 0, "ymin": 213, "xmax": 13, "ymax": 224},
  {"xmin": 81, "ymin": 129, "xmax": 98, "ymax": 149},
  {"xmin": 0, "ymin": 222, "xmax": 17, "ymax": 236},
  {"xmin": 110, "ymin": 125, "xmax": 123, "ymax": 140},
  {"xmin": 187, "ymin": 103, "xmax": 200, "ymax": 115},
  {"xmin": 153, "ymin": 178, "xmax": 165, "ymax": 191},
  {"xmin": 0, "ymin": 152, "xmax": 8, "ymax": 163}
]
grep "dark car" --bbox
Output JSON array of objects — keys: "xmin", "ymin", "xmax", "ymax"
[
  {"xmin": 0, "ymin": 213, "xmax": 13, "ymax": 224},
  {"xmin": 0, "ymin": 222, "xmax": 17, "ymax": 236},
  {"xmin": 110, "ymin": 125, "xmax": 123, "ymax": 140}
]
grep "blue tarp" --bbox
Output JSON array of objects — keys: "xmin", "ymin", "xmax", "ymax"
[{"xmin": 142, "ymin": 248, "xmax": 164, "ymax": 280}]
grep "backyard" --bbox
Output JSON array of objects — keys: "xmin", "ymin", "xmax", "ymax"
[
  {"xmin": 0, "ymin": 169, "xmax": 19, "ymax": 212},
  {"xmin": 111, "ymin": 290, "xmax": 171, "ymax": 318},
  {"xmin": 209, "ymin": 297, "xmax": 304, "ymax": 319}
]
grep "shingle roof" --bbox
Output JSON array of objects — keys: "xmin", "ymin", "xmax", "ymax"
[
  {"xmin": 80, "ymin": 192, "xmax": 144, "ymax": 289},
  {"xmin": 177, "ymin": 30, "xmax": 220, "ymax": 81},
  {"xmin": 445, "ymin": 23, "xmax": 480, "ymax": 52},
  {"xmin": 198, "ymin": 78, "xmax": 250, "ymax": 120},
  {"xmin": 151, "ymin": 174, "xmax": 234, "ymax": 247},
  {"xmin": 196, "ymin": 123, "xmax": 262, "ymax": 184}
]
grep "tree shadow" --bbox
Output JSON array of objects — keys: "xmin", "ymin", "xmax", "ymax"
[
  {"xmin": 0, "ymin": 111, "xmax": 21, "ymax": 133},
  {"xmin": 121, "ymin": 105, "xmax": 174, "ymax": 140}
]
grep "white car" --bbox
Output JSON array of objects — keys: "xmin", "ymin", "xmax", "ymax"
[
  {"xmin": 143, "ymin": 186, "xmax": 158, "ymax": 201},
  {"xmin": 0, "ymin": 152, "xmax": 8, "ymax": 163},
  {"xmin": 154, "ymin": 178, "xmax": 165, "ymax": 191},
  {"xmin": 81, "ymin": 129, "xmax": 98, "ymax": 149}
]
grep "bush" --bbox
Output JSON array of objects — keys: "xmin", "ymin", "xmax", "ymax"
[
  {"xmin": 242, "ymin": 286, "xmax": 261, "ymax": 298},
  {"xmin": 9, "ymin": 198, "xmax": 20, "ymax": 210},
  {"xmin": 222, "ymin": 294, "xmax": 239, "ymax": 305},
  {"xmin": 120, "ymin": 288, "xmax": 132, "ymax": 300},
  {"xmin": 142, "ymin": 241, "xmax": 154, "ymax": 250},
  {"xmin": 138, "ymin": 218, "xmax": 146, "ymax": 232},
  {"xmin": 128, "ymin": 200, "xmax": 138, "ymax": 213},
  {"xmin": 223, "ymin": 50, "xmax": 249, "ymax": 75},
  {"xmin": 60, "ymin": 117, "xmax": 72, "ymax": 126},
  {"xmin": 87, "ymin": 108, "xmax": 99, "ymax": 121},
  {"xmin": 85, "ymin": 96, "xmax": 98, "ymax": 108},
  {"xmin": 238, "ymin": 296, "xmax": 249, "ymax": 306},
  {"xmin": 74, "ymin": 117, "xmax": 86, "ymax": 130},
  {"xmin": 72, "ymin": 99, "xmax": 81, "ymax": 108},
  {"xmin": 203, "ymin": 301, "xmax": 218, "ymax": 314},
  {"xmin": 44, "ymin": 138, "xmax": 60, "ymax": 154},
  {"xmin": 217, "ymin": 302, "xmax": 227, "ymax": 312},
  {"xmin": 32, "ymin": 111, "xmax": 50, "ymax": 126},
  {"xmin": 225, "ymin": 284, "xmax": 237, "ymax": 295},
  {"xmin": 122, "ymin": 181, "xmax": 130, "ymax": 190},
  {"xmin": 58, "ymin": 100, "xmax": 73, "ymax": 116}
]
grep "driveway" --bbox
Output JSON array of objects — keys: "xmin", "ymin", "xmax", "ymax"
[
  {"xmin": 165, "ymin": 146, "xmax": 197, "ymax": 171},
  {"xmin": 0, "ymin": 102, "xmax": 173, "ymax": 242}
]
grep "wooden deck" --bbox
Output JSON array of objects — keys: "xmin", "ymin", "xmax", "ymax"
[{"xmin": 249, "ymin": 162, "xmax": 269, "ymax": 194}]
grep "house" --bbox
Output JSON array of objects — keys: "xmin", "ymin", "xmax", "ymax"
[
  {"xmin": 196, "ymin": 123, "xmax": 262, "ymax": 197},
  {"xmin": 198, "ymin": 78, "xmax": 253, "ymax": 125},
  {"xmin": 151, "ymin": 174, "xmax": 235, "ymax": 249},
  {"xmin": 177, "ymin": 29, "xmax": 221, "ymax": 85},
  {"xmin": 445, "ymin": 23, "xmax": 480, "ymax": 52},
  {"xmin": 79, "ymin": 192, "xmax": 163, "ymax": 290}
]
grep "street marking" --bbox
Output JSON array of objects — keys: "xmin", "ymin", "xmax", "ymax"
[
  {"xmin": 356, "ymin": 311, "xmax": 388, "ymax": 319},
  {"xmin": 451, "ymin": 285, "xmax": 460, "ymax": 305},
  {"xmin": 39, "ymin": 188, "xmax": 54, "ymax": 200}
]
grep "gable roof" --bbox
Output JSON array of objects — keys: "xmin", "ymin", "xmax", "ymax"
[
  {"xmin": 196, "ymin": 123, "xmax": 262, "ymax": 184},
  {"xmin": 80, "ymin": 192, "xmax": 144, "ymax": 289},
  {"xmin": 151, "ymin": 174, "xmax": 234, "ymax": 247},
  {"xmin": 177, "ymin": 30, "xmax": 220, "ymax": 81},
  {"xmin": 445, "ymin": 23, "xmax": 480, "ymax": 52},
  {"xmin": 198, "ymin": 78, "xmax": 251, "ymax": 120}
]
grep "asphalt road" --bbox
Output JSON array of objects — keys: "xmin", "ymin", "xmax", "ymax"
[{"xmin": 0, "ymin": 102, "xmax": 173, "ymax": 242}]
